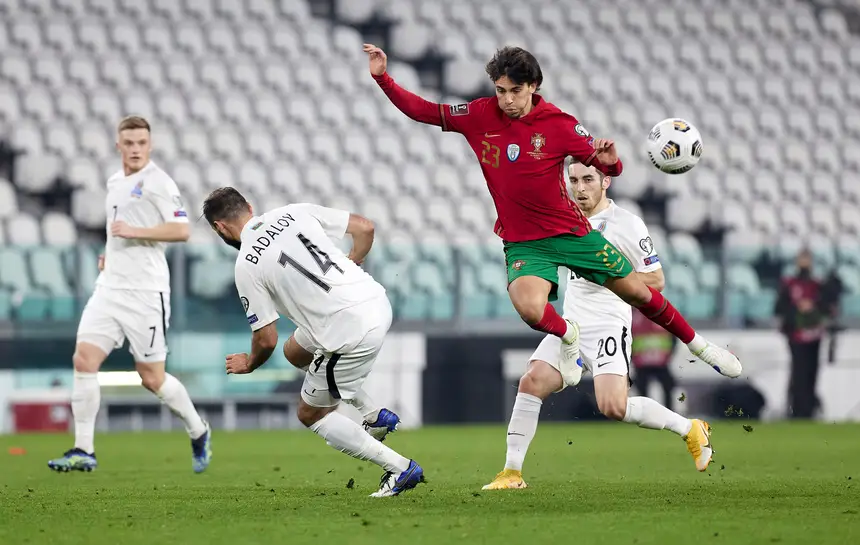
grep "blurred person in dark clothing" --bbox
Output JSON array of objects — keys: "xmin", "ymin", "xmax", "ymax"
[
  {"xmin": 631, "ymin": 309, "xmax": 679, "ymax": 411},
  {"xmin": 775, "ymin": 249, "xmax": 841, "ymax": 419}
]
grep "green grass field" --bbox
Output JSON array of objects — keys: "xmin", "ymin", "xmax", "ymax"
[{"xmin": 1, "ymin": 422, "xmax": 858, "ymax": 545}]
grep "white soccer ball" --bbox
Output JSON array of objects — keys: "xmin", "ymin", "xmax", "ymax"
[{"xmin": 645, "ymin": 118, "xmax": 704, "ymax": 175}]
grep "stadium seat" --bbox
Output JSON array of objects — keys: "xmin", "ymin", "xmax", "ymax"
[
  {"xmin": 108, "ymin": 20, "xmax": 142, "ymax": 57},
  {"xmin": 0, "ymin": 178, "xmax": 18, "ymax": 220},
  {"xmin": 55, "ymin": 87, "xmax": 90, "ymax": 125},
  {"xmin": 666, "ymin": 197, "xmax": 708, "ymax": 233},
  {"xmin": 0, "ymin": 248, "xmax": 33, "ymax": 293},
  {"xmin": 44, "ymin": 123, "xmax": 78, "ymax": 159},
  {"xmin": 779, "ymin": 202, "xmax": 808, "ymax": 236},
  {"xmin": 43, "ymin": 20, "xmax": 77, "ymax": 54},
  {"xmin": 22, "ymin": 85, "xmax": 55, "ymax": 124},
  {"xmin": 665, "ymin": 266, "xmax": 698, "ymax": 296},
  {"xmin": 78, "ymin": 122, "xmax": 113, "ymax": 159},
  {"xmin": 781, "ymin": 173, "xmax": 806, "ymax": 204},
  {"xmin": 10, "ymin": 19, "xmax": 42, "ymax": 53},
  {"xmin": 838, "ymin": 202, "xmax": 860, "ymax": 236},
  {"xmin": 716, "ymin": 200, "xmax": 750, "ymax": 231},
  {"xmin": 179, "ymin": 125, "xmax": 212, "ymax": 163},
  {"xmin": 30, "ymin": 246, "xmax": 72, "ymax": 295},
  {"xmin": 15, "ymin": 151, "xmax": 61, "ymax": 193},
  {"xmin": 6, "ymin": 213, "xmax": 42, "ymax": 246},
  {"xmin": 810, "ymin": 204, "xmax": 838, "ymax": 238},
  {"xmin": 727, "ymin": 263, "xmax": 761, "ymax": 295},
  {"xmin": 668, "ymin": 233, "xmax": 703, "ymax": 268},
  {"xmin": 211, "ymin": 127, "xmax": 246, "ymax": 163}
]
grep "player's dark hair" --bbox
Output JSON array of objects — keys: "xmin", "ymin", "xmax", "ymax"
[
  {"xmin": 485, "ymin": 46, "xmax": 543, "ymax": 89},
  {"xmin": 202, "ymin": 187, "xmax": 249, "ymax": 225}
]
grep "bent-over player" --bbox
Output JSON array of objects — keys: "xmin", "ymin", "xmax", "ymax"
[
  {"xmin": 202, "ymin": 187, "xmax": 423, "ymax": 497},
  {"xmin": 484, "ymin": 162, "xmax": 712, "ymax": 490},
  {"xmin": 49, "ymin": 116, "xmax": 211, "ymax": 473}
]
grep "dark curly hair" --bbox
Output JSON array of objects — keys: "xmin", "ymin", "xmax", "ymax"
[{"xmin": 485, "ymin": 46, "xmax": 543, "ymax": 89}]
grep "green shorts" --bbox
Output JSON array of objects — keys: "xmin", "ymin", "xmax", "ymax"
[{"xmin": 503, "ymin": 231, "xmax": 634, "ymax": 301}]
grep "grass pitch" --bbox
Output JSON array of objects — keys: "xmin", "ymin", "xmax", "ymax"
[{"xmin": 1, "ymin": 422, "xmax": 858, "ymax": 545}]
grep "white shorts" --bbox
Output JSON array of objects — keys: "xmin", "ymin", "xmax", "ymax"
[
  {"xmin": 530, "ymin": 321, "xmax": 631, "ymax": 379},
  {"xmin": 298, "ymin": 296, "xmax": 393, "ymax": 408},
  {"xmin": 76, "ymin": 286, "xmax": 171, "ymax": 364}
]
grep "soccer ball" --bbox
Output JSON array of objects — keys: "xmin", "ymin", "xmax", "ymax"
[{"xmin": 645, "ymin": 118, "xmax": 704, "ymax": 175}]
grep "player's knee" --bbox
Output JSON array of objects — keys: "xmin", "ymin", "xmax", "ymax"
[
  {"xmin": 297, "ymin": 402, "xmax": 327, "ymax": 428},
  {"xmin": 137, "ymin": 367, "xmax": 165, "ymax": 392},
  {"xmin": 512, "ymin": 298, "xmax": 544, "ymax": 325},
  {"xmin": 72, "ymin": 348, "xmax": 101, "ymax": 373},
  {"xmin": 599, "ymin": 397, "xmax": 628, "ymax": 421},
  {"xmin": 606, "ymin": 277, "xmax": 650, "ymax": 307},
  {"xmin": 519, "ymin": 363, "xmax": 560, "ymax": 399}
]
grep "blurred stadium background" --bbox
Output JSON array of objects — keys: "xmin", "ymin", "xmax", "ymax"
[{"xmin": 1, "ymin": 0, "xmax": 860, "ymax": 434}]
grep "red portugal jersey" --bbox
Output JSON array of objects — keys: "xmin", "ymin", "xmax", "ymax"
[{"xmin": 373, "ymin": 73, "xmax": 623, "ymax": 242}]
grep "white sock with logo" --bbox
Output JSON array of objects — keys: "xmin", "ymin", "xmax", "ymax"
[
  {"xmin": 310, "ymin": 412, "xmax": 410, "ymax": 473},
  {"xmin": 623, "ymin": 396, "xmax": 692, "ymax": 436},
  {"xmin": 504, "ymin": 393, "xmax": 543, "ymax": 471}
]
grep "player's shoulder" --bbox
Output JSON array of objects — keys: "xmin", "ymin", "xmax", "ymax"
[
  {"xmin": 106, "ymin": 168, "xmax": 125, "ymax": 185},
  {"xmin": 610, "ymin": 201, "xmax": 647, "ymax": 226},
  {"xmin": 146, "ymin": 162, "xmax": 178, "ymax": 185}
]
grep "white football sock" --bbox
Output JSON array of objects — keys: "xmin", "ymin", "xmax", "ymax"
[
  {"xmin": 686, "ymin": 333, "xmax": 707, "ymax": 353},
  {"xmin": 156, "ymin": 374, "xmax": 207, "ymax": 439},
  {"xmin": 504, "ymin": 393, "xmax": 543, "ymax": 471},
  {"xmin": 345, "ymin": 388, "xmax": 380, "ymax": 422},
  {"xmin": 72, "ymin": 371, "xmax": 100, "ymax": 454},
  {"xmin": 623, "ymin": 396, "xmax": 692, "ymax": 436},
  {"xmin": 562, "ymin": 321, "xmax": 578, "ymax": 344},
  {"xmin": 310, "ymin": 411, "xmax": 410, "ymax": 473}
]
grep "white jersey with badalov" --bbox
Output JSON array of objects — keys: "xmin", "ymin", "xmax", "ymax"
[
  {"xmin": 234, "ymin": 204, "xmax": 387, "ymax": 352},
  {"xmin": 563, "ymin": 200, "xmax": 662, "ymax": 325},
  {"xmin": 96, "ymin": 160, "xmax": 189, "ymax": 293}
]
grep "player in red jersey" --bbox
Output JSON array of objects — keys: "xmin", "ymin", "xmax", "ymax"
[{"xmin": 364, "ymin": 44, "xmax": 742, "ymax": 383}]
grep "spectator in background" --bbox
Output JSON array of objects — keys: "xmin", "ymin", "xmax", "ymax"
[
  {"xmin": 775, "ymin": 249, "xmax": 841, "ymax": 419},
  {"xmin": 631, "ymin": 309, "xmax": 678, "ymax": 411}
]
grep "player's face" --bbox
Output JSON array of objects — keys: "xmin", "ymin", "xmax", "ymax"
[
  {"xmin": 569, "ymin": 163, "xmax": 608, "ymax": 213},
  {"xmin": 116, "ymin": 128, "xmax": 151, "ymax": 174},
  {"xmin": 493, "ymin": 76, "xmax": 537, "ymax": 118}
]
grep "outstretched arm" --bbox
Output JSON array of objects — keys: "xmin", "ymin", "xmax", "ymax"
[{"xmin": 365, "ymin": 43, "xmax": 445, "ymax": 127}]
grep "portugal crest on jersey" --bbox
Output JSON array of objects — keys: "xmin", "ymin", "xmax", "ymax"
[
  {"xmin": 507, "ymin": 143, "xmax": 520, "ymax": 162},
  {"xmin": 528, "ymin": 133, "xmax": 547, "ymax": 159}
]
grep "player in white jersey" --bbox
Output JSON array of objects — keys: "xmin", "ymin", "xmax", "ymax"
[
  {"xmin": 483, "ymin": 162, "xmax": 713, "ymax": 490},
  {"xmin": 48, "ymin": 116, "xmax": 211, "ymax": 474},
  {"xmin": 202, "ymin": 187, "xmax": 424, "ymax": 498}
]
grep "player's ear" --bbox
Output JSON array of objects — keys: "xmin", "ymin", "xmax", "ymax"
[
  {"xmin": 528, "ymin": 82, "xmax": 537, "ymax": 94},
  {"xmin": 602, "ymin": 177, "xmax": 611, "ymax": 190}
]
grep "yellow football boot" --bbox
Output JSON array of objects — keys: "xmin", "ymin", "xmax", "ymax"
[
  {"xmin": 482, "ymin": 469, "xmax": 528, "ymax": 490},
  {"xmin": 684, "ymin": 419, "xmax": 714, "ymax": 472}
]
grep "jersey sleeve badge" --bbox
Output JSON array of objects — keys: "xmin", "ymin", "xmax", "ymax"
[
  {"xmin": 449, "ymin": 104, "xmax": 469, "ymax": 116},
  {"xmin": 639, "ymin": 237, "xmax": 654, "ymax": 254}
]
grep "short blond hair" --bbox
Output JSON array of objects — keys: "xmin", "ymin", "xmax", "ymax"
[{"xmin": 117, "ymin": 115, "xmax": 151, "ymax": 133}]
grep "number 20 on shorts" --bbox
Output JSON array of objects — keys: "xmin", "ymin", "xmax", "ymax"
[{"xmin": 481, "ymin": 141, "xmax": 500, "ymax": 168}]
